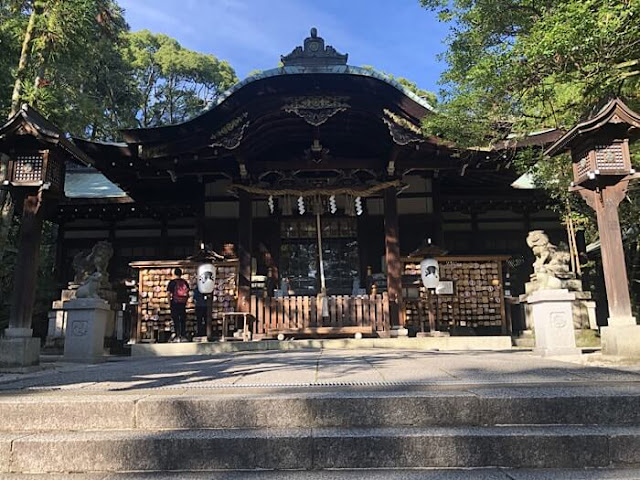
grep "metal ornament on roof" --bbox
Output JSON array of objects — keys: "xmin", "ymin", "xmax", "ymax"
[
  {"xmin": 210, "ymin": 112, "xmax": 250, "ymax": 150},
  {"xmin": 382, "ymin": 109, "xmax": 425, "ymax": 146},
  {"xmin": 281, "ymin": 28, "xmax": 348, "ymax": 67},
  {"xmin": 283, "ymin": 96, "xmax": 350, "ymax": 126}
]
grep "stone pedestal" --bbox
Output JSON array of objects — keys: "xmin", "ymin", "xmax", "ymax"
[
  {"xmin": 601, "ymin": 323, "xmax": 640, "ymax": 358},
  {"xmin": 63, "ymin": 298, "xmax": 110, "ymax": 363},
  {"xmin": 47, "ymin": 287, "xmax": 117, "ymax": 350},
  {"xmin": 521, "ymin": 288, "xmax": 595, "ymax": 330},
  {"xmin": 527, "ymin": 289, "xmax": 581, "ymax": 357},
  {"xmin": 0, "ymin": 328, "xmax": 40, "ymax": 372}
]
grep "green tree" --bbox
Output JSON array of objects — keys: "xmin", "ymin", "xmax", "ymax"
[
  {"xmin": 124, "ymin": 30, "xmax": 238, "ymax": 127},
  {"xmin": 419, "ymin": 0, "xmax": 640, "ymax": 212},
  {"xmin": 2, "ymin": 0, "xmax": 137, "ymax": 137},
  {"xmin": 420, "ymin": 0, "xmax": 639, "ymax": 148}
]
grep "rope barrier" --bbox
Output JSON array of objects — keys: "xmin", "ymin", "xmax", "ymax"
[{"xmin": 230, "ymin": 179, "xmax": 403, "ymax": 197}]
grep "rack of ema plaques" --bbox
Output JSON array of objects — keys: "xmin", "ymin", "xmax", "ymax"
[
  {"xmin": 132, "ymin": 260, "xmax": 239, "ymax": 342},
  {"xmin": 402, "ymin": 256, "xmax": 509, "ymax": 335}
]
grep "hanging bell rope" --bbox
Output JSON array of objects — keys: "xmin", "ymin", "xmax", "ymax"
[{"xmin": 230, "ymin": 179, "xmax": 403, "ymax": 198}]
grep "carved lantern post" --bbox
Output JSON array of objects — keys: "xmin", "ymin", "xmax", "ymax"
[
  {"xmin": 0, "ymin": 105, "xmax": 89, "ymax": 369},
  {"xmin": 546, "ymin": 99, "xmax": 640, "ymax": 357}
]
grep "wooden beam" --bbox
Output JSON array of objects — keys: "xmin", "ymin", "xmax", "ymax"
[
  {"xmin": 8, "ymin": 190, "xmax": 44, "ymax": 333},
  {"xmin": 579, "ymin": 182, "xmax": 634, "ymax": 324},
  {"xmin": 384, "ymin": 186, "xmax": 403, "ymax": 327},
  {"xmin": 237, "ymin": 190, "xmax": 252, "ymax": 313}
]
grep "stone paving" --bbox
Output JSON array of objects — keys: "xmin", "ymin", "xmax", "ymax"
[
  {"xmin": 0, "ymin": 348, "xmax": 639, "ymax": 393},
  {"xmin": 3, "ymin": 469, "xmax": 640, "ymax": 479}
]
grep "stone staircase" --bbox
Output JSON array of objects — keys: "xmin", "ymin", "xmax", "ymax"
[{"xmin": 0, "ymin": 383, "xmax": 639, "ymax": 478}]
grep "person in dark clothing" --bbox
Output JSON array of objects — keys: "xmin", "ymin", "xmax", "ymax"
[
  {"xmin": 167, "ymin": 268, "xmax": 190, "ymax": 341},
  {"xmin": 193, "ymin": 288, "xmax": 208, "ymax": 337}
]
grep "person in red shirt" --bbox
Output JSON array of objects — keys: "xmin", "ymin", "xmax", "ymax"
[{"xmin": 167, "ymin": 268, "xmax": 190, "ymax": 342}]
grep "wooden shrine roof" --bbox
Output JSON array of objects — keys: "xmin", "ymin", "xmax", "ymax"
[
  {"xmin": 0, "ymin": 104, "xmax": 92, "ymax": 166},
  {"xmin": 74, "ymin": 69, "xmax": 451, "ymax": 201},
  {"xmin": 69, "ymin": 29, "xmax": 457, "ymax": 202},
  {"xmin": 546, "ymin": 98, "xmax": 640, "ymax": 156}
]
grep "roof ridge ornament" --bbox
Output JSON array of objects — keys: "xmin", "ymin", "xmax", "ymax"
[{"xmin": 281, "ymin": 28, "xmax": 348, "ymax": 67}]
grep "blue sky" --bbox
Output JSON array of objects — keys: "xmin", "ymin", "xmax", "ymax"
[{"xmin": 117, "ymin": 0, "xmax": 451, "ymax": 94}]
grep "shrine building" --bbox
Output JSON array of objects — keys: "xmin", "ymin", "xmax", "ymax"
[{"xmin": 1, "ymin": 29, "xmax": 567, "ymax": 343}]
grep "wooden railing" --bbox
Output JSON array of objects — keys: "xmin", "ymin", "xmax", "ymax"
[{"xmin": 250, "ymin": 293, "xmax": 390, "ymax": 336}]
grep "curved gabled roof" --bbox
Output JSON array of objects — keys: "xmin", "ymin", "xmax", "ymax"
[
  {"xmin": 71, "ymin": 29, "xmax": 451, "ymax": 202},
  {"xmin": 119, "ymin": 28, "xmax": 434, "ymax": 145},
  {"xmin": 119, "ymin": 65, "xmax": 435, "ymax": 145}
]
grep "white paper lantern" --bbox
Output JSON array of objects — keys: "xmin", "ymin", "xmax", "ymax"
[
  {"xmin": 197, "ymin": 263, "xmax": 216, "ymax": 294},
  {"xmin": 420, "ymin": 258, "xmax": 439, "ymax": 289}
]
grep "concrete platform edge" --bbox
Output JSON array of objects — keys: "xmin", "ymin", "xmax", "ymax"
[{"xmin": 131, "ymin": 336, "xmax": 513, "ymax": 357}]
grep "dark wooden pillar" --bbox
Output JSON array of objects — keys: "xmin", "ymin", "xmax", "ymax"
[
  {"xmin": 238, "ymin": 190, "xmax": 252, "ymax": 313},
  {"xmin": 8, "ymin": 191, "xmax": 44, "ymax": 334},
  {"xmin": 579, "ymin": 183, "xmax": 634, "ymax": 325},
  {"xmin": 384, "ymin": 187, "xmax": 403, "ymax": 326},
  {"xmin": 431, "ymin": 173, "xmax": 444, "ymax": 246}
]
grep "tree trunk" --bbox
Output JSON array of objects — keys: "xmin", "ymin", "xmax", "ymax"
[{"xmin": 9, "ymin": 3, "xmax": 40, "ymax": 117}]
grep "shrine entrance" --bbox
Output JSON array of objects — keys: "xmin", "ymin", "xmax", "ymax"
[{"xmin": 44, "ymin": 29, "xmax": 560, "ymax": 345}]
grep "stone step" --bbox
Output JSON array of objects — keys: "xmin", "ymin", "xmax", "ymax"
[
  {"xmin": 1, "ymin": 388, "xmax": 639, "ymax": 432},
  {"xmin": 513, "ymin": 338, "xmax": 535, "ymax": 347},
  {"xmin": 2, "ymin": 426, "xmax": 640, "ymax": 473},
  {"xmin": 3, "ymin": 469, "xmax": 640, "ymax": 479}
]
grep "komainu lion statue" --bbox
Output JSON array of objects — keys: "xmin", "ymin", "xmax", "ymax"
[
  {"xmin": 75, "ymin": 272, "xmax": 103, "ymax": 299},
  {"xmin": 72, "ymin": 241, "xmax": 114, "ymax": 291},
  {"xmin": 526, "ymin": 230, "xmax": 575, "ymax": 291}
]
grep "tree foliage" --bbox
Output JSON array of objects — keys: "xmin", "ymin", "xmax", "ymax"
[
  {"xmin": 124, "ymin": 30, "xmax": 238, "ymax": 128},
  {"xmin": 420, "ymin": 0, "xmax": 640, "ymax": 221},
  {"xmin": 1, "ymin": 3, "xmax": 238, "ymax": 136},
  {"xmin": 421, "ymin": 0, "xmax": 640, "ymax": 148}
]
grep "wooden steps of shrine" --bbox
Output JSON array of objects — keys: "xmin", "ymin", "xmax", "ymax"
[{"xmin": 1, "ymin": 386, "xmax": 640, "ymax": 473}]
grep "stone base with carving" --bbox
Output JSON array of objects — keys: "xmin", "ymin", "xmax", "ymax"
[
  {"xmin": 601, "ymin": 323, "xmax": 640, "ymax": 358},
  {"xmin": 46, "ymin": 286, "xmax": 117, "ymax": 350},
  {"xmin": 520, "ymin": 290, "xmax": 596, "ymax": 332},
  {"xmin": 527, "ymin": 289, "xmax": 581, "ymax": 357},
  {"xmin": 63, "ymin": 298, "xmax": 111, "ymax": 363}
]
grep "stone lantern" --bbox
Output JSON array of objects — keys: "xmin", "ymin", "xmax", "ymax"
[
  {"xmin": 545, "ymin": 98, "xmax": 640, "ymax": 358},
  {"xmin": 0, "ymin": 105, "xmax": 91, "ymax": 370}
]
